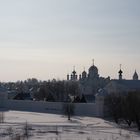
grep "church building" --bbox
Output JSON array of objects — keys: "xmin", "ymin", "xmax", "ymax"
[
  {"xmin": 67, "ymin": 60, "xmax": 110, "ymax": 97},
  {"xmin": 104, "ymin": 66, "xmax": 140, "ymax": 95},
  {"xmin": 67, "ymin": 60, "xmax": 140, "ymax": 101}
]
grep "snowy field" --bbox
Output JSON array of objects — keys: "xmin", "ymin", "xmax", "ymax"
[{"xmin": 0, "ymin": 110, "xmax": 139, "ymax": 140}]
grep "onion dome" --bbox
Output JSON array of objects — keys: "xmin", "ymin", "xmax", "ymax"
[
  {"xmin": 118, "ymin": 64, "xmax": 123, "ymax": 74},
  {"xmin": 89, "ymin": 65, "xmax": 98, "ymax": 73},
  {"xmin": 88, "ymin": 59, "xmax": 99, "ymax": 79},
  {"xmin": 72, "ymin": 70, "xmax": 76, "ymax": 75},
  {"xmin": 82, "ymin": 70, "xmax": 87, "ymax": 79},
  {"xmin": 88, "ymin": 59, "xmax": 98, "ymax": 74},
  {"xmin": 118, "ymin": 69, "xmax": 123, "ymax": 74}
]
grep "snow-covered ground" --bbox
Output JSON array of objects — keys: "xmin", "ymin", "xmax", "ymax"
[{"xmin": 0, "ymin": 110, "xmax": 139, "ymax": 140}]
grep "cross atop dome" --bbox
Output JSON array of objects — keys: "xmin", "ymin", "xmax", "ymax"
[
  {"xmin": 118, "ymin": 64, "xmax": 123, "ymax": 80},
  {"xmin": 72, "ymin": 66, "xmax": 76, "ymax": 74},
  {"xmin": 73, "ymin": 66, "xmax": 75, "ymax": 71},
  {"xmin": 92, "ymin": 59, "xmax": 94, "ymax": 66},
  {"xmin": 120, "ymin": 64, "xmax": 122, "ymax": 70}
]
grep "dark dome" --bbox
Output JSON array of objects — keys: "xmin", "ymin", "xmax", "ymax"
[
  {"xmin": 72, "ymin": 70, "xmax": 76, "ymax": 74},
  {"xmin": 89, "ymin": 65, "xmax": 98, "ymax": 72},
  {"xmin": 118, "ymin": 69, "xmax": 123, "ymax": 74}
]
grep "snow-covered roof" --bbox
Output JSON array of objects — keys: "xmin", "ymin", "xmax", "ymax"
[
  {"xmin": 111, "ymin": 80, "xmax": 140, "ymax": 91},
  {"xmin": 95, "ymin": 89, "xmax": 108, "ymax": 97}
]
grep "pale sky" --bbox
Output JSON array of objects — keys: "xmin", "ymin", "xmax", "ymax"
[{"xmin": 0, "ymin": 0, "xmax": 140, "ymax": 82}]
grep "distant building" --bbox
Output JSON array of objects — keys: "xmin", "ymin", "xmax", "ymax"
[
  {"xmin": 104, "ymin": 68, "xmax": 140, "ymax": 95},
  {"xmin": 67, "ymin": 60, "xmax": 110, "ymax": 97},
  {"xmin": 79, "ymin": 61, "xmax": 110, "ymax": 96},
  {"xmin": 67, "ymin": 60, "xmax": 140, "ymax": 101}
]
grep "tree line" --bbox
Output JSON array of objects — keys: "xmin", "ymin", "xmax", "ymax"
[
  {"xmin": 105, "ymin": 91, "xmax": 140, "ymax": 130},
  {"xmin": 1, "ymin": 78, "xmax": 80, "ymax": 102}
]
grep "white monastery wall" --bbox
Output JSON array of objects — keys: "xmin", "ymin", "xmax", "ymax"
[{"xmin": 4, "ymin": 100, "xmax": 104, "ymax": 117}]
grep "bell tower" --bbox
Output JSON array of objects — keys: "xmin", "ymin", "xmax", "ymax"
[{"xmin": 118, "ymin": 64, "xmax": 123, "ymax": 80}]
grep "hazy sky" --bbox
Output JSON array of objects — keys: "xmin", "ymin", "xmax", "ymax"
[{"xmin": 0, "ymin": 0, "xmax": 140, "ymax": 81}]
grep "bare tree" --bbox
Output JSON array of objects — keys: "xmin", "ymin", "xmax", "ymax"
[
  {"xmin": 0, "ymin": 111, "xmax": 5, "ymax": 123},
  {"xmin": 23, "ymin": 121, "xmax": 30, "ymax": 139},
  {"xmin": 63, "ymin": 103, "xmax": 75, "ymax": 120}
]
